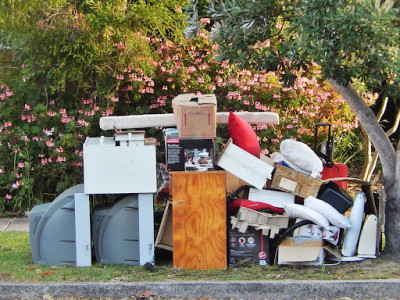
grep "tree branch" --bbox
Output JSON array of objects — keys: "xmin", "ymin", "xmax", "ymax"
[{"xmin": 327, "ymin": 78, "xmax": 396, "ymax": 185}]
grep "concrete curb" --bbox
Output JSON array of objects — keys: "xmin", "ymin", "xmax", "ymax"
[
  {"xmin": 0, "ymin": 218, "xmax": 29, "ymax": 232},
  {"xmin": 1, "ymin": 280, "xmax": 400, "ymax": 299}
]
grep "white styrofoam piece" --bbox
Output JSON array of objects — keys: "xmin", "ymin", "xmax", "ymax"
[
  {"xmin": 248, "ymin": 188, "xmax": 295, "ymax": 208},
  {"xmin": 357, "ymin": 214, "xmax": 377, "ymax": 258},
  {"xmin": 74, "ymin": 193, "xmax": 91, "ymax": 267},
  {"xmin": 216, "ymin": 112, "xmax": 279, "ymax": 125},
  {"xmin": 83, "ymin": 137, "xmax": 157, "ymax": 194},
  {"xmin": 342, "ymin": 192, "xmax": 365, "ymax": 257},
  {"xmin": 138, "ymin": 193, "xmax": 155, "ymax": 265},
  {"xmin": 335, "ymin": 256, "xmax": 365, "ymax": 262},
  {"xmin": 217, "ymin": 140, "xmax": 274, "ymax": 190},
  {"xmin": 99, "ymin": 112, "xmax": 279, "ymax": 130}
]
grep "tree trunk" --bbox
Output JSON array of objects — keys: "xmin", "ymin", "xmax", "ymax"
[{"xmin": 327, "ymin": 79, "xmax": 400, "ymax": 261}]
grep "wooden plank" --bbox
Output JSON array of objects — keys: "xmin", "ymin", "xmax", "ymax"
[
  {"xmin": 155, "ymin": 201, "xmax": 173, "ymax": 251},
  {"xmin": 99, "ymin": 112, "xmax": 279, "ymax": 130},
  {"xmin": 171, "ymin": 171, "xmax": 227, "ymax": 270}
]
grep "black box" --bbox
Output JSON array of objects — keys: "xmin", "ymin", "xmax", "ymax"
[
  {"xmin": 229, "ymin": 227, "xmax": 270, "ymax": 266},
  {"xmin": 165, "ymin": 136, "xmax": 215, "ymax": 172}
]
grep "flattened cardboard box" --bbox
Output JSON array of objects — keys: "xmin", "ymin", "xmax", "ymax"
[
  {"xmin": 172, "ymin": 93, "xmax": 217, "ymax": 138},
  {"xmin": 278, "ymin": 237, "xmax": 325, "ymax": 266}
]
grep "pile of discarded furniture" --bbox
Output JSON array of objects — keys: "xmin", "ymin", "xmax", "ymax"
[{"xmin": 29, "ymin": 93, "xmax": 383, "ymax": 270}]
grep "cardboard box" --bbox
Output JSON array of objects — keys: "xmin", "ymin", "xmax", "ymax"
[
  {"xmin": 172, "ymin": 93, "xmax": 217, "ymax": 138},
  {"xmin": 155, "ymin": 201, "xmax": 173, "ymax": 251},
  {"xmin": 217, "ymin": 139, "xmax": 274, "ymax": 190},
  {"xmin": 165, "ymin": 137, "xmax": 215, "ymax": 172},
  {"xmin": 248, "ymin": 188, "xmax": 295, "ymax": 209},
  {"xmin": 229, "ymin": 227, "xmax": 270, "ymax": 266},
  {"xmin": 278, "ymin": 237, "xmax": 325, "ymax": 266},
  {"xmin": 271, "ymin": 164, "xmax": 322, "ymax": 198},
  {"xmin": 292, "ymin": 222, "xmax": 340, "ymax": 245},
  {"xmin": 226, "ymin": 171, "xmax": 249, "ymax": 195},
  {"xmin": 164, "ymin": 128, "xmax": 215, "ymax": 172}
]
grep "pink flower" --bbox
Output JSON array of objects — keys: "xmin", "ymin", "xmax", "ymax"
[
  {"xmin": 199, "ymin": 18, "xmax": 210, "ymax": 25},
  {"xmin": 56, "ymin": 156, "xmax": 66, "ymax": 163},
  {"xmin": 43, "ymin": 128, "xmax": 54, "ymax": 136},
  {"xmin": 18, "ymin": 163, "xmax": 24, "ymax": 168},
  {"xmin": 5, "ymin": 194, "xmax": 12, "ymax": 200},
  {"xmin": 261, "ymin": 149, "xmax": 269, "ymax": 155},
  {"xmin": 111, "ymin": 97, "xmax": 119, "ymax": 102},
  {"xmin": 78, "ymin": 119, "xmax": 89, "ymax": 127},
  {"xmin": 46, "ymin": 140, "xmax": 54, "ymax": 147},
  {"xmin": 187, "ymin": 66, "xmax": 196, "ymax": 73}
]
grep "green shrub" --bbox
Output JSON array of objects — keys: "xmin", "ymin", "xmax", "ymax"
[{"xmin": 0, "ymin": 6, "xmax": 361, "ymax": 214}]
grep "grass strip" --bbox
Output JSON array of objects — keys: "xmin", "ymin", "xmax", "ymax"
[{"xmin": 1, "ymin": 232, "xmax": 399, "ymax": 282}]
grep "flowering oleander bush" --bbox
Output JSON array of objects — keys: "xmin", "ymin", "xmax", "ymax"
[{"xmin": 0, "ymin": 18, "xmax": 366, "ymax": 214}]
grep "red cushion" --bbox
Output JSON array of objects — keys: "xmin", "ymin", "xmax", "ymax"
[
  {"xmin": 228, "ymin": 111, "xmax": 260, "ymax": 158},
  {"xmin": 228, "ymin": 199, "xmax": 285, "ymax": 216}
]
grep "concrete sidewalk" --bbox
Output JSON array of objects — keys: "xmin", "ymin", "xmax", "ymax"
[
  {"xmin": 0, "ymin": 217, "xmax": 29, "ymax": 232},
  {"xmin": 2, "ymin": 219, "xmax": 400, "ymax": 299}
]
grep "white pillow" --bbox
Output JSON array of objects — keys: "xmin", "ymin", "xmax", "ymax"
[
  {"xmin": 304, "ymin": 196, "xmax": 351, "ymax": 228},
  {"xmin": 280, "ymin": 139, "xmax": 323, "ymax": 177},
  {"xmin": 284, "ymin": 203, "xmax": 330, "ymax": 229}
]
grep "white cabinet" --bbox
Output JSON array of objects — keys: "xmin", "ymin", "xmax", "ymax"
[{"xmin": 83, "ymin": 136, "xmax": 157, "ymax": 194}]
